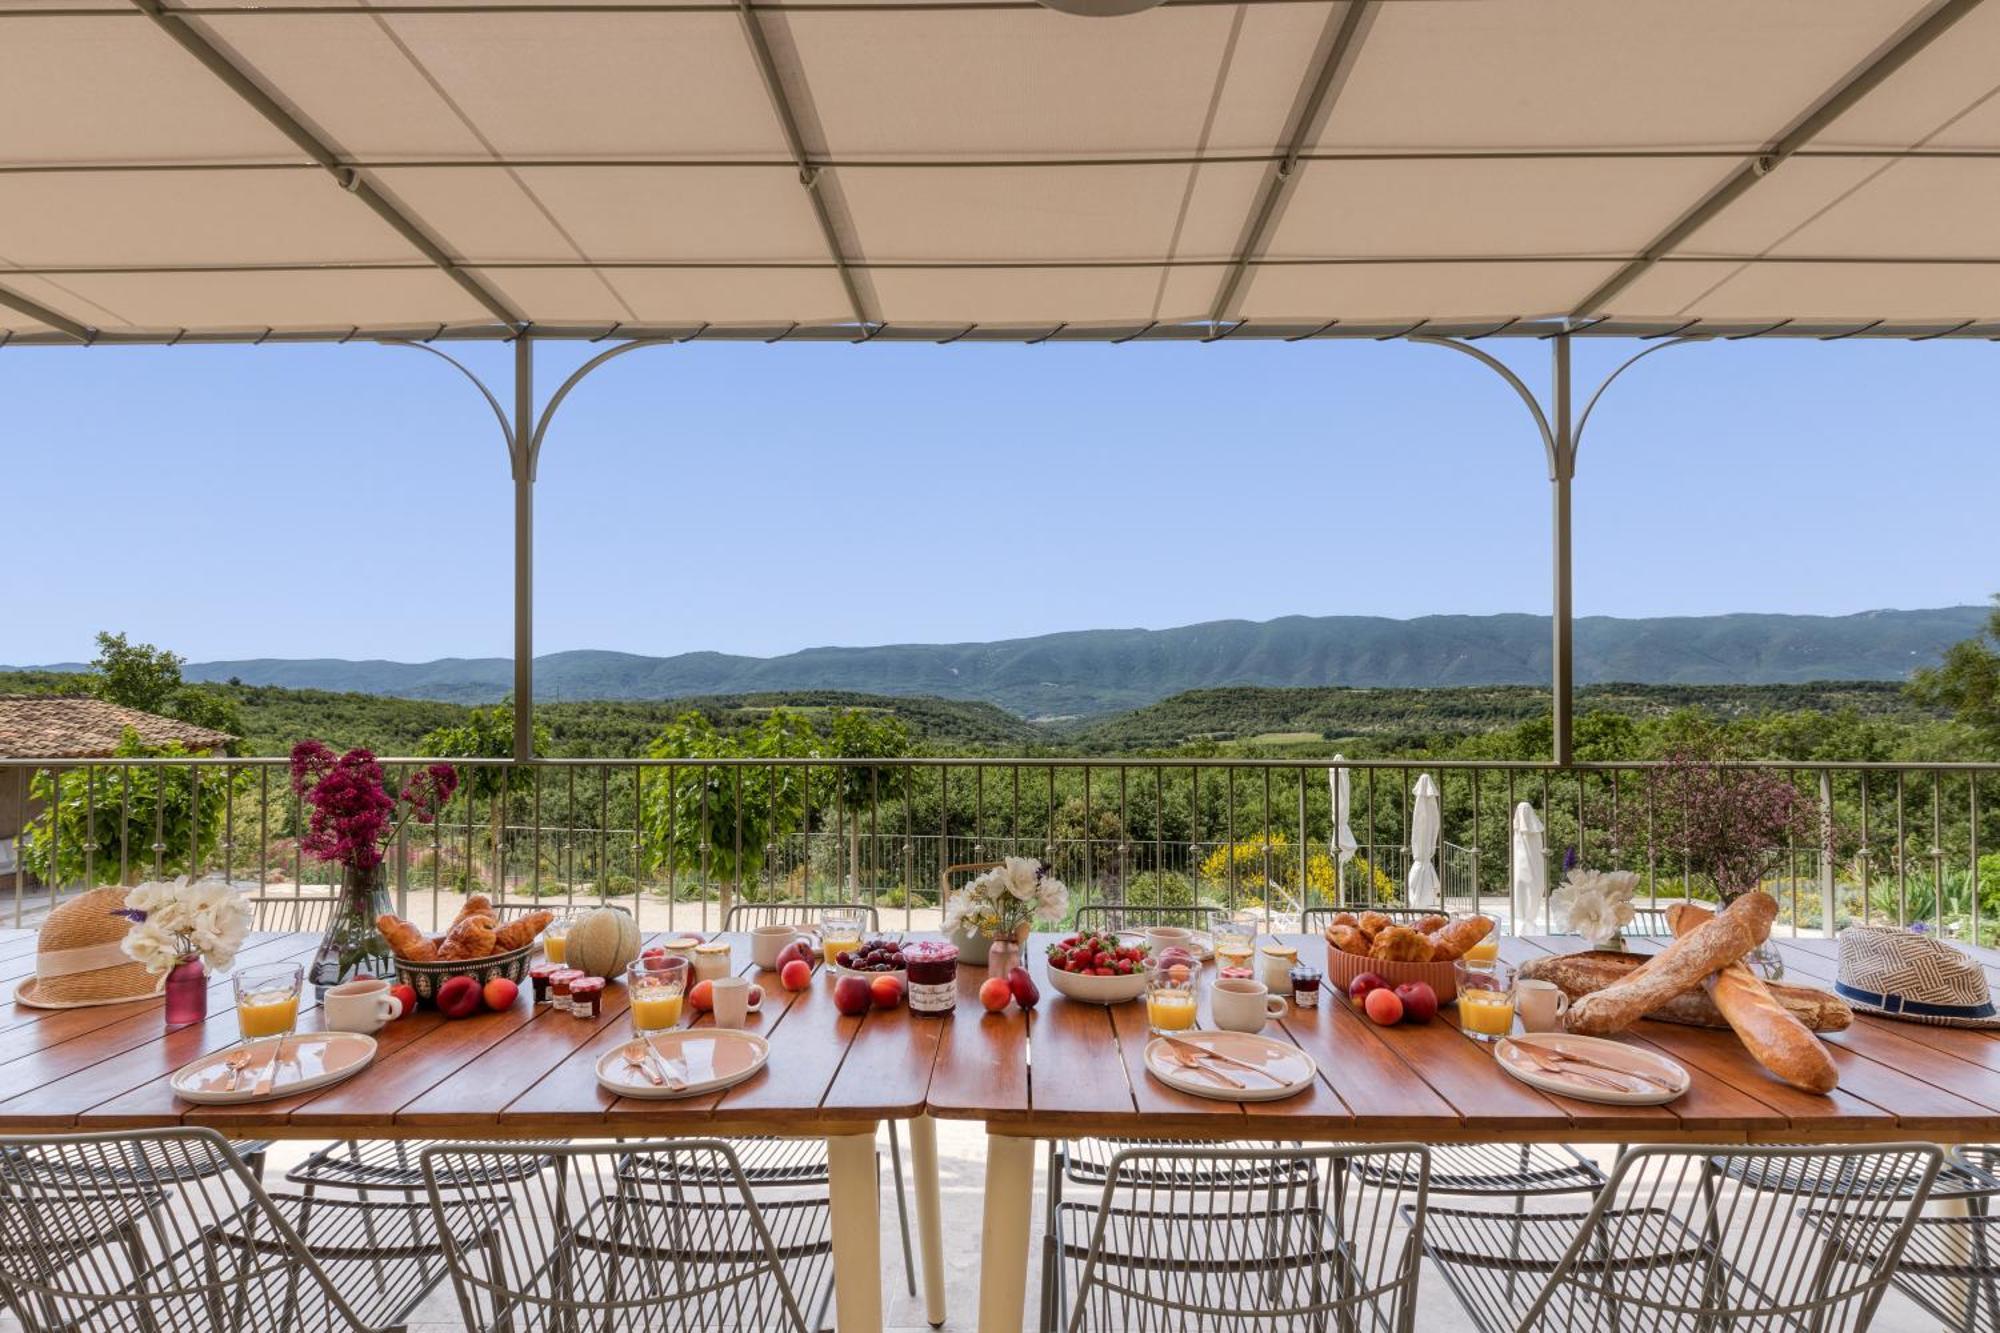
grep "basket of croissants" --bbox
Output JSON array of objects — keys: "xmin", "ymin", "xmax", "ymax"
[
  {"xmin": 376, "ymin": 895, "xmax": 555, "ymax": 1003},
  {"xmin": 1321, "ymin": 910, "xmax": 1495, "ymax": 1004}
]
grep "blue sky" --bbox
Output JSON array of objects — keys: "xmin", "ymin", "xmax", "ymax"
[{"xmin": 8, "ymin": 335, "xmax": 1996, "ymax": 665}]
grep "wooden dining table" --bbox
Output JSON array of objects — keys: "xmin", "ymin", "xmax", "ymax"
[
  {"xmin": 1, "ymin": 924, "xmax": 1997, "ymax": 1333},
  {"xmin": 922, "ymin": 930, "xmax": 2000, "ymax": 1333}
]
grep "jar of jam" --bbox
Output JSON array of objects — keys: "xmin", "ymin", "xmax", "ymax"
[
  {"xmin": 549, "ymin": 968, "xmax": 584, "ymax": 1014},
  {"xmin": 1290, "ymin": 966, "xmax": 1322, "ymax": 1009},
  {"xmin": 568, "ymin": 976, "xmax": 605, "ymax": 1020},
  {"xmin": 692, "ymin": 942, "xmax": 733, "ymax": 984},
  {"xmin": 1257, "ymin": 943, "xmax": 1298, "ymax": 995},
  {"xmin": 903, "ymin": 941, "xmax": 959, "ymax": 1016},
  {"xmin": 527, "ymin": 962, "xmax": 559, "ymax": 1005}
]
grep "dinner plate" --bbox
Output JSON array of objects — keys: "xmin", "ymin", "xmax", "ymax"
[
  {"xmin": 1118, "ymin": 930, "xmax": 1215, "ymax": 961},
  {"xmin": 1495, "ymin": 1033, "xmax": 1690, "ymax": 1105},
  {"xmin": 597, "ymin": 1028, "xmax": 771, "ymax": 1100},
  {"xmin": 173, "ymin": 1032, "xmax": 377, "ymax": 1105},
  {"xmin": 1143, "ymin": 1030, "xmax": 1317, "ymax": 1102}
]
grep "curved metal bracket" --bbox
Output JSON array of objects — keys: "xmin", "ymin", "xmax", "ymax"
[
  {"xmin": 525, "ymin": 337, "xmax": 676, "ymax": 473},
  {"xmin": 1409, "ymin": 334, "xmax": 1559, "ymax": 475},
  {"xmin": 381, "ymin": 338, "xmax": 516, "ymax": 462},
  {"xmin": 1573, "ymin": 335, "xmax": 1710, "ymax": 458}
]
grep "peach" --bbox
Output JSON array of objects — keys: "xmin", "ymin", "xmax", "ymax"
[
  {"xmin": 979, "ymin": 977, "xmax": 1013, "ymax": 1013},
  {"xmin": 780, "ymin": 959, "xmax": 812, "ymax": 991}
]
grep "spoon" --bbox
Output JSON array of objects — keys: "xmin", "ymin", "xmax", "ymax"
[
  {"xmin": 621, "ymin": 1041, "xmax": 665, "ymax": 1087},
  {"xmin": 1161, "ymin": 1042, "xmax": 1245, "ymax": 1090},
  {"xmin": 1509, "ymin": 1042, "xmax": 1637, "ymax": 1093},
  {"xmin": 221, "ymin": 1047, "xmax": 254, "ymax": 1092},
  {"xmin": 1519, "ymin": 1041, "xmax": 1679, "ymax": 1091}
]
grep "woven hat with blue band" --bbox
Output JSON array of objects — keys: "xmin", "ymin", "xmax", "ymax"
[{"xmin": 1834, "ymin": 923, "xmax": 2000, "ymax": 1029}]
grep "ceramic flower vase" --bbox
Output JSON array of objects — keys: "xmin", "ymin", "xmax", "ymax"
[
  {"xmin": 952, "ymin": 922, "xmax": 1031, "ymax": 969},
  {"xmin": 164, "ymin": 956, "xmax": 207, "ymax": 1027}
]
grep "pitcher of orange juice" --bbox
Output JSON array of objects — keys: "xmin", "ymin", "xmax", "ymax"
[{"xmin": 1454, "ymin": 958, "xmax": 1516, "ymax": 1043}]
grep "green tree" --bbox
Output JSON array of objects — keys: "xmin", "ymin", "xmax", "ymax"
[
  {"xmin": 1911, "ymin": 595, "xmax": 2000, "ymax": 740},
  {"xmin": 416, "ymin": 703, "xmax": 549, "ymax": 894},
  {"xmin": 89, "ymin": 631, "xmax": 242, "ymax": 745},
  {"xmin": 818, "ymin": 709, "xmax": 912, "ymax": 893},
  {"xmin": 21, "ymin": 730, "xmax": 242, "ymax": 886},
  {"xmin": 639, "ymin": 710, "xmax": 819, "ymax": 912}
]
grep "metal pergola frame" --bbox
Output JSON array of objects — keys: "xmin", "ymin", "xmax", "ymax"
[{"xmin": 6, "ymin": 0, "xmax": 1995, "ymax": 767}]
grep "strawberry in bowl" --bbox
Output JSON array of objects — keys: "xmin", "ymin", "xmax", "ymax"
[{"xmin": 1044, "ymin": 932, "xmax": 1152, "ymax": 1005}]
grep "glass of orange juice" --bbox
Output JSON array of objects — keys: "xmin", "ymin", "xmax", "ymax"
[
  {"xmin": 1454, "ymin": 959, "xmax": 1516, "ymax": 1043},
  {"xmin": 628, "ymin": 956, "xmax": 689, "ymax": 1035},
  {"xmin": 819, "ymin": 911, "xmax": 866, "ymax": 969},
  {"xmin": 235, "ymin": 963, "xmax": 302, "ymax": 1044},
  {"xmin": 1146, "ymin": 958, "xmax": 1200, "ymax": 1035},
  {"xmin": 1461, "ymin": 915, "xmax": 1501, "ymax": 965},
  {"xmin": 543, "ymin": 914, "xmax": 573, "ymax": 966}
]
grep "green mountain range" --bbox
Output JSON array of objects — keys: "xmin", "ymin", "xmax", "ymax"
[{"xmin": 22, "ymin": 607, "xmax": 1983, "ymax": 720}]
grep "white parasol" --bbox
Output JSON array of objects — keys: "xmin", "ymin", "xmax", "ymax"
[
  {"xmin": 1510, "ymin": 801, "xmax": 1548, "ymax": 933},
  {"xmin": 1406, "ymin": 773, "xmax": 1441, "ymax": 909}
]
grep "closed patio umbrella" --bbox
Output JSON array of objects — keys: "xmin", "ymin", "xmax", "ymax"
[
  {"xmin": 1510, "ymin": 801, "xmax": 1548, "ymax": 934},
  {"xmin": 1328, "ymin": 756, "xmax": 1358, "ymax": 867},
  {"xmin": 1407, "ymin": 774, "xmax": 1441, "ymax": 909}
]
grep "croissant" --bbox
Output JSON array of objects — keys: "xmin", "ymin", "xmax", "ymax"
[
  {"xmin": 494, "ymin": 910, "xmax": 555, "ymax": 953},
  {"xmin": 437, "ymin": 913, "xmax": 498, "ymax": 961},
  {"xmin": 1326, "ymin": 924, "xmax": 1372, "ymax": 957},
  {"xmin": 1329, "ymin": 911, "xmax": 1359, "ymax": 929},
  {"xmin": 1412, "ymin": 914, "xmax": 1449, "ymax": 936},
  {"xmin": 1426, "ymin": 915, "xmax": 1492, "ymax": 963},
  {"xmin": 376, "ymin": 914, "xmax": 438, "ymax": 962},
  {"xmin": 1370, "ymin": 925, "xmax": 1435, "ymax": 963},
  {"xmin": 455, "ymin": 894, "xmax": 493, "ymax": 924},
  {"xmin": 1356, "ymin": 911, "xmax": 1394, "ymax": 938}
]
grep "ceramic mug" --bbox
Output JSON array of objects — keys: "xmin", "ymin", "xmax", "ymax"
[
  {"xmin": 1516, "ymin": 978, "xmax": 1570, "ymax": 1033},
  {"xmin": 751, "ymin": 924, "xmax": 806, "ymax": 971},
  {"xmin": 1210, "ymin": 976, "xmax": 1288, "ymax": 1033},
  {"xmin": 711, "ymin": 975, "xmax": 763, "ymax": 1029},
  {"xmin": 1146, "ymin": 926, "xmax": 1194, "ymax": 956},
  {"xmin": 324, "ymin": 977, "xmax": 403, "ymax": 1034}
]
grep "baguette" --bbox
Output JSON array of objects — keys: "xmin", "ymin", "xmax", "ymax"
[
  {"xmin": 1516, "ymin": 950, "xmax": 1852, "ymax": 1032},
  {"xmin": 1668, "ymin": 903, "xmax": 1838, "ymax": 1094},
  {"xmin": 1565, "ymin": 891, "xmax": 1776, "ymax": 1035}
]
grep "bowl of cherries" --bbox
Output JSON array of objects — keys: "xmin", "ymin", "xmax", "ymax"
[{"xmin": 831, "ymin": 936, "xmax": 908, "ymax": 982}]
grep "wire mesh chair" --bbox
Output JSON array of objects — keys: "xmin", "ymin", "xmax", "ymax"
[
  {"xmin": 680, "ymin": 900, "xmax": 913, "ymax": 1296},
  {"xmin": 1418, "ymin": 1142, "xmax": 1943, "ymax": 1333},
  {"xmin": 1052, "ymin": 1143, "xmax": 1429, "ymax": 1333},
  {"xmin": 0, "ymin": 1127, "xmax": 494, "ymax": 1332},
  {"xmin": 1072, "ymin": 904, "xmax": 1227, "ymax": 936},
  {"xmin": 423, "ymin": 1138, "xmax": 835, "ymax": 1333},
  {"xmin": 248, "ymin": 893, "xmax": 341, "ymax": 934}
]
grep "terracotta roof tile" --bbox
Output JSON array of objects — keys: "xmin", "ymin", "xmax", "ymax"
[{"xmin": 0, "ymin": 697, "xmax": 235, "ymax": 757}]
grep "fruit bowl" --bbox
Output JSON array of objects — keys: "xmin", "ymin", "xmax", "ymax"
[
  {"xmin": 1045, "ymin": 966, "xmax": 1150, "ymax": 1006},
  {"xmin": 392, "ymin": 943, "xmax": 534, "ymax": 1005},
  {"xmin": 1321, "ymin": 949, "xmax": 1458, "ymax": 1005},
  {"xmin": 830, "ymin": 937, "xmax": 907, "ymax": 983}
]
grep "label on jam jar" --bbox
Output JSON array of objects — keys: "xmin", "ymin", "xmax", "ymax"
[{"xmin": 903, "ymin": 941, "xmax": 960, "ymax": 1015}]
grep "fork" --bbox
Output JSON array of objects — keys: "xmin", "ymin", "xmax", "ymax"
[{"xmin": 1161, "ymin": 1041, "xmax": 1245, "ymax": 1090}]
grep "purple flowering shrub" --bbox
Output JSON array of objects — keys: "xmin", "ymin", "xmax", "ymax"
[{"xmin": 1616, "ymin": 749, "xmax": 1829, "ymax": 900}]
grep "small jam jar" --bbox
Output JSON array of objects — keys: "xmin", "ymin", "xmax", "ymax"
[
  {"xmin": 660, "ymin": 935, "xmax": 701, "ymax": 966},
  {"xmin": 692, "ymin": 942, "xmax": 733, "ymax": 984},
  {"xmin": 903, "ymin": 941, "xmax": 959, "ymax": 1016},
  {"xmin": 1257, "ymin": 943, "xmax": 1299, "ymax": 995},
  {"xmin": 549, "ymin": 968, "xmax": 585, "ymax": 1014},
  {"xmin": 527, "ymin": 962, "xmax": 558, "ymax": 1005},
  {"xmin": 1290, "ymin": 966, "xmax": 1323, "ymax": 1009},
  {"xmin": 568, "ymin": 976, "xmax": 605, "ymax": 1020}
]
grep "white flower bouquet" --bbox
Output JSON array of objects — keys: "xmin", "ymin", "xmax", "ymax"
[
  {"xmin": 113, "ymin": 875, "xmax": 254, "ymax": 974},
  {"xmin": 942, "ymin": 857, "xmax": 1070, "ymax": 940},
  {"xmin": 1548, "ymin": 868, "xmax": 1639, "ymax": 948}
]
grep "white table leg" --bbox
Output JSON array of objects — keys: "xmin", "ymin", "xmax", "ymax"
[
  {"xmin": 909, "ymin": 1115, "xmax": 948, "ymax": 1328},
  {"xmin": 827, "ymin": 1129, "xmax": 884, "ymax": 1333},
  {"xmin": 978, "ymin": 1132, "xmax": 1036, "ymax": 1333}
]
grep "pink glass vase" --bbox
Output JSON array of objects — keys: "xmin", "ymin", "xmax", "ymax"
[{"xmin": 164, "ymin": 956, "xmax": 207, "ymax": 1027}]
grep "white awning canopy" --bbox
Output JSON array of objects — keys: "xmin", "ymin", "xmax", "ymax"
[{"xmin": 4, "ymin": 0, "xmax": 1999, "ymax": 344}]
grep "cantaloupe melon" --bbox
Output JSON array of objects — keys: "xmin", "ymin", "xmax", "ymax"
[{"xmin": 566, "ymin": 906, "xmax": 641, "ymax": 979}]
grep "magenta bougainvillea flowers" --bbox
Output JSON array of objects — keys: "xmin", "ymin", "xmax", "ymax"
[{"xmin": 289, "ymin": 739, "xmax": 457, "ymax": 871}]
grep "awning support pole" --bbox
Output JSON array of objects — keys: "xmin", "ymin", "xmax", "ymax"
[
  {"xmin": 1550, "ymin": 334, "xmax": 1576, "ymax": 766},
  {"xmin": 512, "ymin": 334, "xmax": 535, "ymax": 762}
]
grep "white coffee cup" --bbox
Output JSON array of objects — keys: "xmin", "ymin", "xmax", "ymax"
[
  {"xmin": 1146, "ymin": 926, "xmax": 1193, "ymax": 956},
  {"xmin": 751, "ymin": 924, "xmax": 806, "ymax": 971},
  {"xmin": 711, "ymin": 974, "xmax": 763, "ymax": 1029},
  {"xmin": 1211, "ymin": 976, "xmax": 1288, "ymax": 1033},
  {"xmin": 1516, "ymin": 978, "xmax": 1570, "ymax": 1033},
  {"xmin": 325, "ymin": 977, "xmax": 403, "ymax": 1034}
]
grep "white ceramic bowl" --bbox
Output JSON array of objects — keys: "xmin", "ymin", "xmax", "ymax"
[{"xmin": 1045, "ymin": 964, "xmax": 1150, "ymax": 1006}]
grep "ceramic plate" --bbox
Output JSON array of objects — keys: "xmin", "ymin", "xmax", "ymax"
[
  {"xmin": 1118, "ymin": 930, "xmax": 1215, "ymax": 961},
  {"xmin": 173, "ymin": 1032, "xmax": 377, "ymax": 1105},
  {"xmin": 597, "ymin": 1028, "xmax": 770, "ymax": 1100},
  {"xmin": 1143, "ymin": 1030, "xmax": 1317, "ymax": 1102},
  {"xmin": 1495, "ymin": 1033, "xmax": 1690, "ymax": 1105}
]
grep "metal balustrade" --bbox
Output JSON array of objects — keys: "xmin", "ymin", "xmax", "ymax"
[{"xmin": 1, "ymin": 756, "xmax": 1991, "ymax": 945}]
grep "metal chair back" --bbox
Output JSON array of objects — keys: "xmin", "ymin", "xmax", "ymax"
[
  {"xmin": 248, "ymin": 893, "xmax": 339, "ymax": 934},
  {"xmin": 721, "ymin": 901, "xmax": 880, "ymax": 932},
  {"xmin": 422, "ymin": 1138, "xmax": 834, "ymax": 1333},
  {"xmin": 1072, "ymin": 904, "xmax": 1225, "ymax": 935},
  {"xmin": 1060, "ymin": 1143, "xmax": 1429, "ymax": 1332},
  {"xmin": 0, "ymin": 1128, "xmax": 385, "ymax": 1332},
  {"xmin": 1500, "ymin": 1143, "xmax": 1941, "ymax": 1332}
]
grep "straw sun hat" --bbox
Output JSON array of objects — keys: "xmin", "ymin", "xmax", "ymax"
[
  {"xmin": 14, "ymin": 886, "xmax": 166, "ymax": 1009},
  {"xmin": 1835, "ymin": 923, "xmax": 2000, "ymax": 1029}
]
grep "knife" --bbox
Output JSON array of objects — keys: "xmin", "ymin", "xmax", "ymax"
[{"xmin": 1160, "ymin": 1033, "xmax": 1281, "ymax": 1082}]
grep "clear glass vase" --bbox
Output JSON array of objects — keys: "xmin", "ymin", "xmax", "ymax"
[
  {"xmin": 164, "ymin": 955, "xmax": 207, "ymax": 1027},
  {"xmin": 311, "ymin": 859, "xmax": 395, "ymax": 995}
]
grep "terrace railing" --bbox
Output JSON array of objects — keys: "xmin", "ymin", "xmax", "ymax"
[{"xmin": 1, "ymin": 756, "xmax": 1991, "ymax": 946}]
